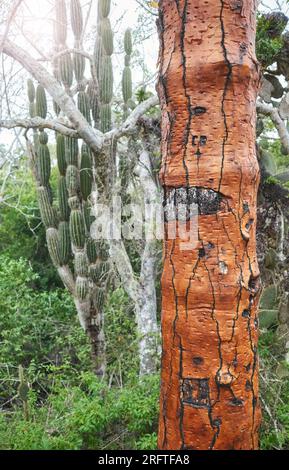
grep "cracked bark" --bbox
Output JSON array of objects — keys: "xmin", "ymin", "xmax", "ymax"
[{"xmin": 157, "ymin": 0, "xmax": 261, "ymax": 450}]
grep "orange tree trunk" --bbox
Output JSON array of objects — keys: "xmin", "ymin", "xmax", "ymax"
[{"xmin": 157, "ymin": 0, "xmax": 261, "ymax": 450}]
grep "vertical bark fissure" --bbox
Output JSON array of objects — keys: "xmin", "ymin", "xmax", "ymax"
[
  {"xmin": 219, "ymin": 0, "xmax": 233, "ymax": 192},
  {"xmin": 178, "ymin": 0, "xmax": 191, "ymax": 189}
]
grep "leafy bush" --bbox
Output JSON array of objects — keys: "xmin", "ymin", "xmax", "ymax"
[{"xmin": 0, "ymin": 372, "xmax": 159, "ymax": 450}]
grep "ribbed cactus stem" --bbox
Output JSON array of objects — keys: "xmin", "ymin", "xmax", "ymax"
[
  {"xmin": 36, "ymin": 84, "xmax": 47, "ymax": 119},
  {"xmin": 98, "ymin": 2, "xmax": 114, "ymax": 133},
  {"xmin": 55, "ymin": 0, "xmax": 67, "ymax": 46},
  {"xmin": 46, "ymin": 227, "xmax": 63, "ymax": 267},
  {"xmin": 122, "ymin": 29, "xmax": 133, "ymax": 120}
]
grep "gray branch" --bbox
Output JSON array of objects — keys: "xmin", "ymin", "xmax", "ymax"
[
  {"xmin": 257, "ymin": 100, "xmax": 289, "ymax": 154},
  {"xmin": 0, "ymin": 117, "xmax": 79, "ymax": 137}
]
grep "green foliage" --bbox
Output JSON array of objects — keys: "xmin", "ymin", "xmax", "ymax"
[
  {"xmin": 256, "ymin": 14, "xmax": 285, "ymax": 67},
  {"xmin": 0, "ymin": 254, "xmax": 157, "ymax": 450},
  {"xmin": 0, "ymin": 372, "xmax": 159, "ymax": 450},
  {"xmin": 259, "ymin": 330, "xmax": 289, "ymax": 450}
]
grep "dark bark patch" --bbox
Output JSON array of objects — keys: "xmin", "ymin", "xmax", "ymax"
[
  {"xmin": 230, "ymin": 397, "xmax": 244, "ymax": 407},
  {"xmin": 181, "ymin": 378, "xmax": 210, "ymax": 408},
  {"xmin": 193, "ymin": 356, "xmax": 204, "ymax": 365},
  {"xmin": 242, "ymin": 309, "xmax": 250, "ymax": 318},
  {"xmin": 191, "ymin": 106, "xmax": 207, "ymax": 116},
  {"xmin": 164, "ymin": 187, "xmax": 227, "ymax": 221}
]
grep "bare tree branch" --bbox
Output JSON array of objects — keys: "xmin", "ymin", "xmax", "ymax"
[{"xmin": 0, "ymin": 116, "xmax": 79, "ymax": 137}]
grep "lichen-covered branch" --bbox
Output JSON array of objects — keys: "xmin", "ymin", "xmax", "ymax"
[
  {"xmin": 257, "ymin": 100, "xmax": 289, "ymax": 154},
  {"xmin": 0, "ymin": 117, "xmax": 78, "ymax": 137}
]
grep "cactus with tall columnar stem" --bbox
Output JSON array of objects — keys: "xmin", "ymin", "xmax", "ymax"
[
  {"xmin": 24, "ymin": 0, "xmax": 160, "ymax": 378},
  {"xmin": 122, "ymin": 29, "xmax": 133, "ymax": 120}
]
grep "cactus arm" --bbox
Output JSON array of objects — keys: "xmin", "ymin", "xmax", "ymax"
[{"xmin": 25, "ymin": 136, "xmax": 76, "ymax": 296}]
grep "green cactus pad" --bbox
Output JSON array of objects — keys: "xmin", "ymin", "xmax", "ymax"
[
  {"xmin": 124, "ymin": 29, "xmax": 132, "ymax": 56},
  {"xmin": 100, "ymin": 56, "xmax": 113, "ymax": 104},
  {"xmin": 38, "ymin": 144, "xmax": 51, "ymax": 186},
  {"xmin": 76, "ymin": 276, "xmax": 89, "ymax": 300},
  {"xmin": 100, "ymin": 103, "xmax": 112, "ymax": 132},
  {"xmin": 70, "ymin": 0, "xmax": 83, "ymax": 40},
  {"xmin": 38, "ymin": 187, "xmax": 57, "ymax": 228},
  {"xmin": 68, "ymin": 196, "xmax": 81, "ymax": 210},
  {"xmin": 55, "ymin": 0, "xmax": 67, "ymax": 45},
  {"xmin": 56, "ymin": 134, "xmax": 67, "ymax": 176},
  {"xmin": 80, "ymin": 151, "xmax": 92, "ymax": 200},
  {"xmin": 74, "ymin": 52, "xmax": 85, "ymax": 83},
  {"xmin": 86, "ymin": 238, "xmax": 98, "ymax": 263},
  {"xmin": 78, "ymin": 91, "xmax": 91, "ymax": 124},
  {"xmin": 39, "ymin": 131, "xmax": 48, "ymax": 145},
  {"xmin": 70, "ymin": 210, "xmax": 86, "ymax": 248},
  {"xmin": 36, "ymin": 85, "xmax": 47, "ymax": 119},
  {"xmin": 58, "ymin": 176, "xmax": 70, "ymax": 221},
  {"xmin": 59, "ymin": 221, "xmax": 71, "ymax": 264},
  {"xmin": 122, "ymin": 66, "xmax": 132, "ymax": 104},
  {"xmin": 27, "ymin": 79, "xmax": 35, "ymax": 103},
  {"xmin": 95, "ymin": 287, "xmax": 105, "ymax": 310},
  {"xmin": 65, "ymin": 137, "xmax": 79, "ymax": 166},
  {"xmin": 66, "ymin": 165, "xmax": 79, "ymax": 196},
  {"xmin": 60, "ymin": 53, "xmax": 74, "ymax": 88},
  {"xmin": 101, "ymin": 18, "xmax": 114, "ymax": 56},
  {"xmin": 100, "ymin": 0, "xmax": 111, "ymax": 19},
  {"xmin": 46, "ymin": 227, "xmax": 62, "ymax": 267},
  {"xmin": 75, "ymin": 251, "xmax": 88, "ymax": 276}
]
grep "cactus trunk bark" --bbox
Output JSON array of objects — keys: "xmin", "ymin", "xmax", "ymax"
[
  {"xmin": 87, "ymin": 306, "xmax": 106, "ymax": 378},
  {"xmin": 157, "ymin": 0, "xmax": 261, "ymax": 450}
]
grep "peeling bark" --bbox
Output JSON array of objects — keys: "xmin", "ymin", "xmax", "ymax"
[{"xmin": 158, "ymin": 0, "xmax": 261, "ymax": 450}]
